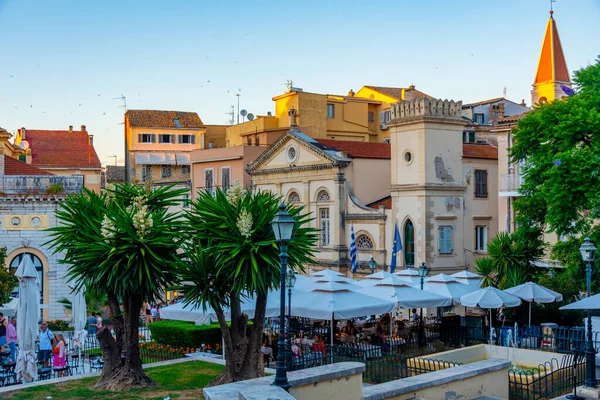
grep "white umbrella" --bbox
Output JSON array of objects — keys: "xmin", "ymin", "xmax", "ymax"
[
  {"xmin": 358, "ymin": 276, "xmax": 453, "ymax": 309},
  {"xmin": 450, "ymin": 270, "xmax": 483, "ymax": 289},
  {"xmin": 71, "ymin": 287, "xmax": 88, "ymax": 365},
  {"xmin": 560, "ymin": 293, "xmax": 600, "ymax": 310},
  {"xmin": 160, "ymin": 302, "xmax": 215, "ymax": 324},
  {"xmin": 15, "ymin": 255, "xmax": 40, "ymax": 383},
  {"xmin": 460, "ymin": 287, "xmax": 522, "ymax": 344},
  {"xmin": 393, "ymin": 268, "xmax": 421, "ymax": 287},
  {"xmin": 357, "ymin": 271, "xmax": 394, "ymax": 287},
  {"xmin": 505, "ymin": 282, "xmax": 563, "ymax": 326},
  {"xmin": 424, "ymin": 274, "xmax": 475, "ymax": 303},
  {"xmin": 0, "ymin": 297, "xmax": 18, "ymax": 317},
  {"xmin": 295, "ymin": 274, "xmax": 358, "ymax": 290},
  {"xmin": 310, "ymin": 269, "xmax": 344, "ymax": 278}
]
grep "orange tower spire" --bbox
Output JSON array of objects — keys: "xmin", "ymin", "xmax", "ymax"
[{"xmin": 532, "ymin": 10, "xmax": 571, "ymax": 104}]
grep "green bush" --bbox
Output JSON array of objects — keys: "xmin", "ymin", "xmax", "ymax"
[
  {"xmin": 149, "ymin": 320, "xmax": 252, "ymax": 349},
  {"xmin": 47, "ymin": 319, "xmax": 73, "ymax": 331},
  {"xmin": 46, "ymin": 184, "xmax": 64, "ymax": 194}
]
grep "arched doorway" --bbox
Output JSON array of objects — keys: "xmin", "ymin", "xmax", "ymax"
[
  {"xmin": 9, "ymin": 253, "xmax": 44, "ymax": 304},
  {"xmin": 403, "ymin": 220, "xmax": 415, "ymax": 267}
]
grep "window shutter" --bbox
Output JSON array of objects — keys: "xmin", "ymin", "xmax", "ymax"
[
  {"xmin": 151, "ymin": 134, "xmax": 156, "ymax": 143},
  {"xmin": 439, "ymin": 226, "xmax": 453, "ymax": 254},
  {"xmin": 191, "ymin": 135, "xmax": 196, "ymax": 144},
  {"xmin": 483, "ymin": 170, "xmax": 488, "ymax": 197},
  {"xmin": 380, "ymin": 111, "xmax": 385, "ymax": 122},
  {"xmin": 483, "ymin": 226, "xmax": 488, "ymax": 251}
]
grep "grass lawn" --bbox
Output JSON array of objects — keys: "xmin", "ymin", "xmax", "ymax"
[{"xmin": 5, "ymin": 360, "xmax": 224, "ymax": 400}]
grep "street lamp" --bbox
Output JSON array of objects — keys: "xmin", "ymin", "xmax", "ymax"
[
  {"xmin": 271, "ymin": 203, "xmax": 296, "ymax": 391},
  {"xmin": 580, "ymin": 238, "xmax": 597, "ymax": 388},
  {"xmin": 369, "ymin": 257, "xmax": 377, "ymax": 273},
  {"xmin": 417, "ymin": 262, "xmax": 429, "ymax": 348}
]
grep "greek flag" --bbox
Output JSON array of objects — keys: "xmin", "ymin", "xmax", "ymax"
[
  {"xmin": 390, "ymin": 221, "xmax": 402, "ymax": 273},
  {"xmin": 350, "ymin": 225, "xmax": 358, "ymax": 273}
]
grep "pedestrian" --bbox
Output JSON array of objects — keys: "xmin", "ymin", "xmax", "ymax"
[
  {"xmin": 96, "ymin": 313, "xmax": 103, "ymax": 330},
  {"xmin": 151, "ymin": 304, "xmax": 158, "ymax": 320},
  {"xmin": 6, "ymin": 317, "xmax": 17, "ymax": 363},
  {"xmin": 87, "ymin": 312, "xmax": 98, "ymax": 335},
  {"xmin": 38, "ymin": 322, "xmax": 55, "ymax": 367},
  {"xmin": 0, "ymin": 312, "xmax": 7, "ymax": 348},
  {"xmin": 53, "ymin": 333, "xmax": 67, "ymax": 375},
  {"xmin": 145, "ymin": 303, "xmax": 152, "ymax": 327}
]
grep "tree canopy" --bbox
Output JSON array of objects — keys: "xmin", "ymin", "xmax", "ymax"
[{"xmin": 0, "ymin": 247, "xmax": 18, "ymax": 306}]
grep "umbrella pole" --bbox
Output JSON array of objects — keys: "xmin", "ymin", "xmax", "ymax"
[
  {"xmin": 528, "ymin": 302, "xmax": 532, "ymax": 327},
  {"xmin": 330, "ymin": 317, "xmax": 334, "ymax": 364},
  {"xmin": 490, "ymin": 309, "xmax": 493, "ymax": 345}
]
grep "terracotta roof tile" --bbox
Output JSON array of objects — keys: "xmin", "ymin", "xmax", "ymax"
[
  {"xmin": 367, "ymin": 196, "xmax": 392, "ymax": 209},
  {"xmin": 24, "ymin": 130, "xmax": 102, "ymax": 169},
  {"xmin": 4, "ymin": 156, "xmax": 54, "ymax": 176},
  {"xmin": 316, "ymin": 139, "xmax": 391, "ymax": 159},
  {"xmin": 463, "ymin": 143, "xmax": 498, "ymax": 160},
  {"xmin": 362, "ymin": 86, "xmax": 433, "ymax": 101},
  {"xmin": 126, "ymin": 110, "xmax": 205, "ymax": 129},
  {"xmin": 463, "ymin": 97, "xmax": 506, "ymax": 107}
]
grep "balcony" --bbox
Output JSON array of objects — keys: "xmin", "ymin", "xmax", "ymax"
[
  {"xmin": 2, "ymin": 175, "xmax": 84, "ymax": 195},
  {"xmin": 499, "ymin": 173, "xmax": 522, "ymax": 197}
]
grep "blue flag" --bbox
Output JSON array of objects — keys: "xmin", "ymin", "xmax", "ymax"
[
  {"xmin": 350, "ymin": 225, "xmax": 358, "ymax": 273},
  {"xmin": 390, "ymin": 221, "xmax": 402, "ymax": 273}
]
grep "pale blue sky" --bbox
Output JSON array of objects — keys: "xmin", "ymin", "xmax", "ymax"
[{"xmin": 1, "ymin": 0, "xmax": 598, "ymax": 165}]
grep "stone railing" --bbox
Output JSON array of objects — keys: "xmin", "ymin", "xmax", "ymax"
[
  {"xmin": 2, "ymin": 175, "xmax": 84, "ymax": 194},
  {"xmin": 391, "ymin": 98, "xmax": 463, "ymax": 121}
]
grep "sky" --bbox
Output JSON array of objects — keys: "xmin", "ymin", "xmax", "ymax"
[{"xmin": 0, "ymin": 0, "xmax": 599, "ymax": 166}]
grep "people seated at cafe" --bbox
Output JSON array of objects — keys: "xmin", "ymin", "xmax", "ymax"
[
  {"xmin": 291, "ymin": 338, "xmax": 302, "ymax": 360},
  {"xmin": 312, "ymin": 335, "xmax": 326, "ymax": 357},
  {"xmin": 342, "ymin": 320, "xmax": 356, "ymax": 336}
]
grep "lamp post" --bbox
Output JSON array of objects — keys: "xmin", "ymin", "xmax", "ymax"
[
  {"xmin": 369, "ymin": 257, "xmax": 377, "ymax": 273},
  {"xmin": 271, "ymin": 203, "xmax": 296, "ymax": 391},
  {"xmin": 285, "ymin": 269, "xmax": 297, "ymax": 370},
  {"xmin": 417, "ymin": 262, "xmax": 429, "ymax": 348},
  {"xmin": 580, "ymin": 238, "xmax": 597, "ymax": 388}
]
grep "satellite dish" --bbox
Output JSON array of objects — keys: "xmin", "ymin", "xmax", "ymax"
[
  {"xmin": 19, "ymin": 140, "xmax": 30, "ymax": 150},
  {"xmin": 247, "ymin": 113, "xmax": 254, "ymax": 121},
  {"xmin": 240, "ymin": 109, "xmax": 248, "ymax": 117}
]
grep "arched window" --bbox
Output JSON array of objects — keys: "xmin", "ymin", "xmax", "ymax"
[
  {"xmin": 288, "ymin": 191, "xmax": 301, "ymax": 204},
  {"xmin": 317, "ymin": 190, "xmax": 330, "ymax": 202},
  {"xmin": 403, "ymin": 220, "xmax": 415, "ymax": 267},
  {"xmin": 356, "ymin": 234, "xmax": 374, "ymax": 250},
  {"xmin": 9, "ymin": 253, "xmax": 43, "ymax": 303}
]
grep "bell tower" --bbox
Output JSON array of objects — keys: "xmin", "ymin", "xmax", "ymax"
[{"xmin": 531, "ymin": 10, "xmax": 571, "ymax": 105}]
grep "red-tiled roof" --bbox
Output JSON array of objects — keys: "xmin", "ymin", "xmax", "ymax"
[
  {"xmin": 362, "ymin": 86, "xmax": 433, "ymax": 101},
  {"xmin": 4, "ymin": 156, "xmax": 54, "ymax": 176},
  {"xmin": 316, "ymin": 139, "xmax": 391, "ymax": 159},
  {"xmin": 367, "ymin": 196, "xmax": 392, "ymax": 209},
  {"xmin": 463, "ymin": 143, "xmax": 498, "ymax": 160},
  {"xmin": 23, "ymin": 130, "xmax": 102, "ymax": 169},
  {"xmin": 126, "ymin": 110, "xmax": 204, "ymax": 128}
]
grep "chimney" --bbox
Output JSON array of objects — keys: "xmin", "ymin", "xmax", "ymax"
[
  {"xmin": 89, "ymin": 135, "xmax": 94, "ymax": 146},
  {"xmin": 521, "ymin": 99, "xmax": 526, "ymax": 106},
  {"xmin": 21, "ymin": 127, "xmax": 26, "ymax": 139},
  {"xmin": 348, "ymin": 89, "xmax": 355, "ymax": 97},
  {"xmin": 288, "ymin": 108, "xmax": 298, "ymax": 128},
  {"xmin": 69, "ymin": 125, "xmax": 73, "ymax": 132},
  {"xmin": 81, "ymin": 125, "xmax": 86, "ymax": 132},
  {"xmin": 408, "ymin": 85, "xmax": 415, "ymax": 90}
]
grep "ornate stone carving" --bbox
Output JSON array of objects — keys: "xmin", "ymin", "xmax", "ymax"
[{"xmin": 391, "ymin": 98, "xmax": 463, "ymax": 121}]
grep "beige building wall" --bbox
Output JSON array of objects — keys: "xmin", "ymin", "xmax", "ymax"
[
  {"xmin": 346, "ymin": 158, "xmax": 390, "ymax": 205},
  {"xmin": 41, "ymin": 168, "xmax": 102, "ymax": 193}
]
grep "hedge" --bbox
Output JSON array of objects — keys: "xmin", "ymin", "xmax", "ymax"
[{"xmin": 149, "ymin": 320, "xmax": 252, "ymax": 349}]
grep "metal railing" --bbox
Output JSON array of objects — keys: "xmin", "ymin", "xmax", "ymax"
[{"xmin": 500, "ymin": 173, "xmax": 523, "ymax": 193}]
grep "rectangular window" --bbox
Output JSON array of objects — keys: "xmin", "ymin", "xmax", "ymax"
[
  {"xmin": 159, "ymin": 134, "xmax": 172, "ymax": 144},
  {"xmin": 438, "ymin": 225, "xmax": 453, "ymax": 255},
  {"xmin": 474, "ymin": 170, "xmax": 488, "ymax": 198},
  {"xmin": 181, "ymin": 165, "xmax": 190, "ymax": 175},
  {"xmin": 141, "ymin": 166, "xmax": 152, "ymax": 182},
  {"xmin": 474, "ymin": 113, "xmax": 485, "ymax": 124},
  {"xmin": 255, "ymin": 135, "xmax": 260, "ymax": 146},
  {"xmin": 319, "ymin": 207, "xmax": 330, "ymax": 247},
  {"xmin": 205, "ymin": 169, "xmax": 214, "ymax": 194},
  {"xmin": 475, "ymin": 225, "xmax": 488, "ymax": 252},
  {"xmin": 327, "ymin": 104, "xmax": 335, "ymax": 119},
  {"xmin": 463, "ymin": 131, "xmax": 475, "ymax": 143},
  {"xmin": 138, "ymin": 134, "xmax": 155, "ymax": 143},
  {"xmin": 161, "ymin": 165, "xmax": 172, "ymax": 178},
  {"xmin": 368, "ymin": 111, "xmax": 374, "ymax": 123},
  {"xmin": 180, "ymin": 134, "xmax": 195, "ymax": 144},
  {"xmin": 221, "ymin": 167, "xmax": 231, "ymax": 190}
]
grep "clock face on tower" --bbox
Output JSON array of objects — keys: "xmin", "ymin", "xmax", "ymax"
[{"xmin": 10, "ymin": 216, "xmax": 22, "ymax": 227}]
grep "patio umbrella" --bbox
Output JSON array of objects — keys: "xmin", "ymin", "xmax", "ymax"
[
  {"xmin": 392, "ymin": 268, "xmax": 421, "ymax": 287},
  {"xmin": 295, "ymin": 274, "xmax": 358, "ymax": 290},
  {"xmin": 357, "ymin": 271, "xmax": 394, "ymax": 287},
  {"xmin": 460, "ymin": 287, "xmax": 522, "ymax": 344},
  {"xmin": 0, "ymin": 297, "xmax": 18, "ymax": 317},
  {"xmin": 71, "ymin": 287, "xmax": 88, "ymax": 364},
  {"xmin": 450, "ymin": 270, "xmax": 483, "ymax": 290},
  {"xmin": 15, "ymin": 255, "xmax": 40, "ymax": 383},
  {"xmin": 160, "ymin": 301, "xmax": 215, "ymax": 324},
  {"xmin": 505, "ymin": 282, "xmax": 563, "ymax": 326},
  {"xmin": 358, "ymin": 276, "xmax": 453, "ymax": 309},
  {"xmin": 310, "ymin": 269, "xmax": 344, "ymax": 278},
  {"xmin": 560, "ymin": 293, "xmax": 600, "ymax": 310},
  {"xmin": 424, "ymin": 274, "xmax": 475, "ymax": 303}
]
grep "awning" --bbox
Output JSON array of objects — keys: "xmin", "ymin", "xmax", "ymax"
[{"xmin": 134, "ymin": 153, "xmax": 191, "ymax": 165}]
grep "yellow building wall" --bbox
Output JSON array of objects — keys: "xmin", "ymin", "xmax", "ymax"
[
  {"xmin": 289, "ymin": 372, "xmax": 363, "ymax": 400},
  {"xmin": 128, "ymin": 126, "xmax": 204, "ymax": 152},
  {"xmin": 42, "ymin": 168, "xmax": 102, "ymax": 193}
]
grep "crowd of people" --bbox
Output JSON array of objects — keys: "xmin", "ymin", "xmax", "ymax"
[{"xmin": 0, "ymin": 313, "xmax": 17, "ymax": 363}]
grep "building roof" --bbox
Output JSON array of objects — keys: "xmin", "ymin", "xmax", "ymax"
[
  {"xmin": 463, "ymin": 97, "xmax": 506, "ymax": 108},
  {"xmin": 535, "ymin": 13, "xmax": 570, "ymax": 84},
  {"xmin": 367, "ymin": 196, "xmax": 392, "ymax": 209},
  {"xmin": 23, "ymin": 129, "xmax": 102, "ymax": 169},
  {"xmin": 362, "ymin": 86, "xmax": 433, "ymax": 101},
  {"xmin": 316, "ymin": 139, "xmax": 391, "ymax": 160},
  {"xmin": 125, "ymin": 110, "xmax": 205, "ymax": 129},
  {"xmin": 463, "ymin": 143, "xmax": 498, "ymax": 160},
  {"xmin": 4, "ymin": 156, "xmax": 54, "ymax": 176}
]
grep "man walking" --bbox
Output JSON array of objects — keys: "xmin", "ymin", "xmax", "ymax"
[
  {"xmin": 38, "ymin": 322, "xmax": 54, "ymax": 367},
  {"xmin": 87, "ymin": 313, "xmax": 98, "ymax": 335},
  {"xmin": 7, "ymin": 317, "xmax": 17, "ymax": 363}
]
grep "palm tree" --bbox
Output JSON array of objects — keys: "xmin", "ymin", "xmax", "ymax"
[
  {"xmin": 475, "ymin": 257, "xmax": 497, "ymax": 288},
  {"xmin": 47, "ymin": 183, "xmax": 187, "ymax": 390},
  {"xmin": 181, "ymin": 184, "xmax": 318, "ymax": 385}
]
